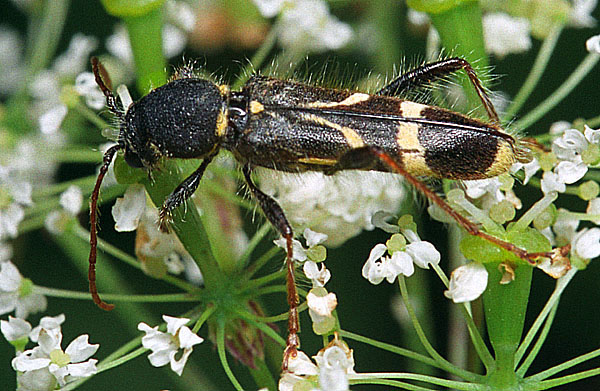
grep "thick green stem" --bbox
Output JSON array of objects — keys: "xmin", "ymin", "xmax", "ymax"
[
  {"xmin": 142, "ymin": 160, "xmax": 223, "ymax": 291},
  {"xmin": 124, "ymin": 7, "xmax": 168, "ymax": 93},
  {"xmin": 483, "ymin": 263, "xmax": 532, "ymax": 387}
]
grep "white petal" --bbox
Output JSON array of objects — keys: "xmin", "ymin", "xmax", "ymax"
[
  {"xmin": 273, "ymin": 238, "xmax": 307, "ymax": 262},
  {"xmin": 406, "ymin": 241, "xmax": 441, "ymax": 269},
  {"xmin": 303, "ymin": 228, "xmax": 328, "ymax": 247},
  {"xmin": 16, "ymin": 367, "xmax": 56, "ymax": 391},
  {"xmin": 387, "ymin": 251, "xmax": 414, "ymax": 280},
  {"xmin": 573, "ymin": 228, "xmax": 600, "ymax": 259},
  {"xmin": 65, "ymin": 335, "xmax": 99, "ymax": 362},
  {"xmin": 169, "ymin": 347, "xmax": 193, "ymax": 376},
  {"xmin": 444, "ymin": 263, "xmax": 488, "ymax": 303},
  {"xmin": 586, "ymin": 34, "xmax": 600, "ymax": 54},
  {"xmin": 306, "ymin": 288, "xmax": 337, "ymax": 317},
  {"xmin": 147, "ymin": 348, "xmax": 172, "ymax": 367},
  {"xmin": 584, "ymin": 124, "xmax": 600, "ymax": 144},
  {"xmin": 587, "ymin": 198, "xmax": 600, "ymax": 224},
  {"xmin": 540, "ymin": 171, "xmax": 566, "ymax": 194},
  {"xmin": 12, "ymin": 350, "xmax": 51, "ymax": 372},
  {"xmin": 556, "ymin": 161, "xmax": 588, "ymax": 184},
  {"xmin": 286, "ymin": 350, "xmax": 318, "ymax": 376},
  {"xmin": 0, "ymin": 261, "xmax": 22, "ymax": 292},
  {"xmin": 163, "ymin": 315, "xmax": 189, "ymax": 335},
  {"xmin": 176, "ymin": 326, "xmax": 204, "ymax": 349},
  {"xmin": 112, "ymin": 184, "xmax": 146, "ymax": 232},
  {"xmin": 66, "ymin": 359, "xmax": 98, "ymax": 378},
  {"xmin": 1, "ymin": 316, "xmax": 31, "ymax": 341},
  {"xmin": 303, "ymin": 261, "xmax": 331, "ymax": 287},
  {"xmin": 59, "ymin": 186, "xmax": 83, "ymax": 215},
  {"xmin": 252, "ymin": 0, "xmax": 285, "ymax": 18}
]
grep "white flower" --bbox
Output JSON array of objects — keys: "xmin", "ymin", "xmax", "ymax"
[
  {"xmin": 540, "ymin": 171, "xmax": 566, "ymax": 194},
  {"xmin": 304, "ymin": 228, "xmax": 328, "ymax": 247},
  {"xmin": 138, "ymin": 315, "xmax": 204, "ymax": 376},
  {"xmin": 0, "ymin": 261, "xmax": 47, "ymax": 319},
  {"xmin": 303, "ymin": 261, "xmax": 331, "ymax": 287},
  {"xmin": 444, "ymin": 262, "xmax": 488, "ymax": 303},
  {"xmin": 260, "ymin": 169, "xmax": 405, "ymax": 246},
  {"xmin": 483, "ymin": 13, "xmax": 532, "ymax": 58},
  {"xmin": 12, "ymin": 315, "xmax": 99, "ymax": 388},
  {"xmin": 314, "ymin": 345, "xmax": 354, "ymax": 391},
  {"xmin": 306, "ymin": 287, "xmax": 337, "ymax": 334},
  {"xmin": 362, "ymin": 236, "xmax": 440, "ymax": 285},
  {"xmin": 59, "ymin": 185, "xmax": 83, "ymax": 215},
  {"xmin": 572, "ymin": 228, "xmax": 600, "ymax": 260},
  {"xmin": 30, "ymin": 314, "xmax": 65, "ymax": 343},
  {"xmin": 75, "ymin": 72, "xmax": 106, "ymax": 110},
  {"xmin": 279, "ymin": 350, "xmax": 318, "ymax": 391},
  {"xmin": 1, "ymin": 316, "xmax": 32, "ymax": 343},
  {"xmin": 39, "ymin": 104, "xmax": 68, "ymax": 135},
  {"xmin": 112, "ymin": 184, "xmax": 146, "ymax": 232},
  {"xmin": 587, "ymin": 34, "xmax": 600, "ymax": 53},
  {"xmin": 52, "ymin": 33, "xmax": 97, "ymax": 77},
  {"xmin": 274, "ymin": 228, "xmax": 328, "ymax": 263},
  {"xmin": 279, "ymin": 340, "xmax": 355, "ymax": 391},
  {"xmin": 570, "ymin": 0, "xmax": 598, "ymax": 28},
  {"xmin": 0, "ymin": 166, "xmax": 33, "ymax": 240},
  {"xmin": 269, "ymin": 0, "xmax": 353, "ymax": 52}
]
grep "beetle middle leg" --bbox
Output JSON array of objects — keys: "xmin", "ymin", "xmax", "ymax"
[
  {"xmin": 158, "ymin": 153, "xmax": 217, "ymax": 232},
  {"xmin": 242, "ymin": 165, "xmax": 299, "ymax": 370}
]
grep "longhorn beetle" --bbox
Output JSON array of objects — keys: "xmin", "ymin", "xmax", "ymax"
[{"xmin": 89, "ymin": 56, "xmax": 557, "ymax": 368}]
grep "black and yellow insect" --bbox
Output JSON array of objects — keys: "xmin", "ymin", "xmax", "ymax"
[{"xmin": 88, "ymin": 57, "xmax": 550, "ymax": 367}]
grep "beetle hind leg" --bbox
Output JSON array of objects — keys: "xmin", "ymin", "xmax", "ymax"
[{"xmin": 242, "ymin": 165, "xmax": 300, "ymax": 370}]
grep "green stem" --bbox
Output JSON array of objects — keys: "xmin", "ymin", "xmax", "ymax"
[
  {"xmin": 483, "ymin": 263, "xmax": 532, "ymax": 387},
  {"xmin": 123, "ymin": 6, "xmax": 167, "ymax": 93},
  {"xmin": 71, "ymin": 222, "xmax": 198, "ymax": 292},
  {"xmin": 350, "ymin": 372, "xmax": 481, "ymax": 390},
  {"xmin": 34, "ymin": 286, "xmax": 197, "ymax": 302},
  {"xmin": 398, "ymin": 276, "xmax": 480, "ymax": 380},
  {"xmin": 513, "ymin": 53, "xmax": 600, "ymax": 131},
  {"xmin": 503, "ymin": 24, "xmax": 563, "ymax": 121},
  {"xmin": 217, "ymin": 321, "xmax": 245, "ymax": 391},
  {"xmin": 141, "ymin": 160, "xmax": 223, "ymax": 291},
  {"xmin": 516, "ymin": 269, "xmax": 577, "ymax": 371},
  {"xmin": 534, "ymin": 367, "xmax": 600, "ymax": 390}
]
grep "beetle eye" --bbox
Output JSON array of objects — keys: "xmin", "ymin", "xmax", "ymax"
[{"xmin": 124, "ymin": 148, "xmax": 144, "ymax": 168}]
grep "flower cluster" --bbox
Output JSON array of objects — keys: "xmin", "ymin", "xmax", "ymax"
[
  {"xmin": 261, "ymin": 170, "xmax": 406, "ymax": 246},
  {"xmin": 275, "ymin": 228, "xmax": 338, "ymax": 334},
  {"xmin": 2, "ymin": 314, "xmax": 98, "ymax": 390},
  {"xmin": 363, "ymin": 214, "xmax": 441, "ymax": 285},
  {"xmin": 279, "ymin": 336, "xmax": 355, "ymax": 391},
  {"xmin": 138, "ymin": 315, "xmax": 204, "ymax": 376},
  {"xmin": 252, "ymin": 0, "xmax": 353, "ymax": 52}
]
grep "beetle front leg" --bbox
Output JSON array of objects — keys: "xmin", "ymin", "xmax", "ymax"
[
  {"xmin": 242, "ymin": 165, "xmax": 299, "ymax": 370},
  {"xmin": 158, "ymin": 155, "xmax": 216, "ymax": 232}
]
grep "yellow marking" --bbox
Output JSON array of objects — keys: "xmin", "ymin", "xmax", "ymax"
[
  {"xmin": 302, "ymin": 113, "xmax": 365, "ymax": 148},
  {"xmin": 218, "ymin": 84, "xmax": 230, "ymax": 96},
  {"xmin": 485, "ymin": 140, "xmax": 516, "ymax": 177},
  {"xmin": 400, "ymin": 101, "xmax": 428, "ymax": 118},
  {"xmin": 215, "ymin": 108, "xmax": 228, "ymax": 137},
  {"xmin": 307, "ymin": 92, "xmax": 371, "ymax": 108},
  {"xmin": 395, "ymin": 123, "xmax": 434, "ymax": 176},
  {"xmin": 250, "ymin": 100, "xmax": 265, "ymax": 114},
  {"xmin": 298, "ymin": 157, "xmax": 337, "ymax": 166}
]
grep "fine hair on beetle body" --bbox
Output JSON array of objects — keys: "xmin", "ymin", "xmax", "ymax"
[{"xmin": 88, "ymin": 56, "xmax": 561, "ymax": 369}]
